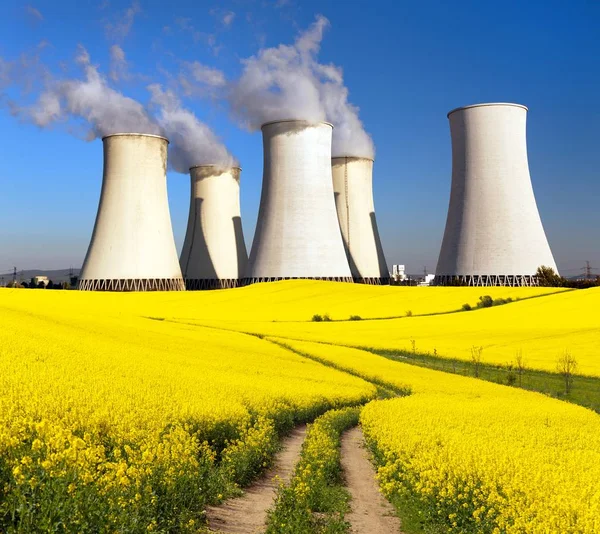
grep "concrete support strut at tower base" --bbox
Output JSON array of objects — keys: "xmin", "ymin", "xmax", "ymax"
[
  {"xmin": 434, "ymin": 274, "xmax": 539, "ymax": 287},
  {"xmin": 78, "ymin": 133, "xmax": 185, "ymax": 292},
  {"xmin": 78, "ymin": 278, "xmax": 185, "ymax": 291}
]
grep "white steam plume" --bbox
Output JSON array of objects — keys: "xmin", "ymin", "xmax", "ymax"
[
  {"xmin": 148, "ymin": 83, "xmax": 236, "ymax": 173},
  {"xmin": 109, "ymin": 44, "xmax": 129, "ymax": 82},
  {"xmin": 229, "ymin": 15, "xmax": 374, "ymax": 158},
  {"xmin": 229, "ymin": 15, "xmax": 328, "ymax": 129},
  {"xmin": 18, "ymin": 45, "xmax": 160, "ymax": 139}
]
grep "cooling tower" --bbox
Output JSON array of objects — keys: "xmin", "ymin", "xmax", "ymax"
[
  {"xmin": 245, "ymin": 120, "xmax": 352, "ymax": 283},
  {"xmin": 435, "ymin": 103, "xmax": 557, "ymax": 286},
  {"xmin": 78, "ymin": 133, "xmax": 185, "ymax": 291},
  {"xmin": 180, "ymin": 165, "xmax": 248, "ymax": 290},
  {"xmin": 332, "ymin": 157, "xmax": 389, "ymax": 284}
]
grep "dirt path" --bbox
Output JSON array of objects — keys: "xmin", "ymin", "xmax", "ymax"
[
  {"xmin": 341, "ymin": 426, "xmax": 402, "ymax": 533},
  {"xmin": 206, "ymin": 425, "xmax": 306, "ymax": 533}
]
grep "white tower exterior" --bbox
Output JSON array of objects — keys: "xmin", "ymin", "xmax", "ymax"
[
  {"xmin": 435, "ymin": 103, "xmax": 557, "ymax": 286},
  {"xmin": 78, "ymin": 133, "xmax": 185, "ymax": 291},
  {"xmin": 245, "ymin": 120, "xmax": 352, "ymax": 283},
  {"xmin": 180, "ymin": 165, "xmax": 248, "ymax": 289},
  {"xmin": 332, "ymin": 156, "xmax": 389, "ymax": 284}
]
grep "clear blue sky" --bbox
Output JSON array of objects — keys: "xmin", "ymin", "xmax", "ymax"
[{"xmin": 0, "ymin": 0, "xmax": 598, "ymax": 277}]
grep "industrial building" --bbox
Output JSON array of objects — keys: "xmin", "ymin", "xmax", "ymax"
[
  {"xmin": 434, "ymin": 103, "xmax": 557, "ymax": 286},
  {"xmin": 245, "ymin": 120, "xmax": 353, "ymax": 283},
  {"xmin": 332, "ymin": 156, "xmax": 389, "ymax": 284},
  {"xmin": 78, "ymin": 133, "xmax": 185, "ymax": 291},
  {"xmin": 180, "ymin": 165, "xmax": 248, "ymax": 289}
]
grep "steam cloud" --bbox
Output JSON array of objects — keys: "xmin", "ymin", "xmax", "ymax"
[
  {"xmin": 149, "ymin": 84, "xmax": 236, "ymax": 172},
  {"xmin": 8, "ymin": 46, "xmax": 235, "ymax": 171},
  {"xmin": 230, "ymin": 15, "xmax": 374, "ymax": 158},
  {"xmin": 19, "ymin": 45, "xmax": 160, "ymax": 139}
]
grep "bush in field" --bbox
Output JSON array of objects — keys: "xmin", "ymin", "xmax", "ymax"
[{"xmin": 477, "ymin": 295, "xmax": 494, "ymax": 308}]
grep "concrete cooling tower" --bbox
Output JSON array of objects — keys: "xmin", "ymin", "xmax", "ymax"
[
  {"xmin": 245, "ymin": 120, "xmax": 353, "ymax": 283},
  {"xmin": 78, "ymin": 133, "xmax": 185, "ymax": 291},
  {"xmin": 179, "ymin": 165, "xmax": 248, "ymax": 289},
  {"xmin": 332, "ymin": 157, "xmax": 389, "ymax": 284},
  {"xmin": 435, "ymin": 103, "xmax": 557, "ymax": 286}
]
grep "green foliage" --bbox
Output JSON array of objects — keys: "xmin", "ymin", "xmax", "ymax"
[
  {"xmin": 477, "ymin": 295, "xmax": 494, "ymax": 308},
  {"xmin": 312, "ymin": 314, "xmax": 323, "ymax": 322},
  {"xmin": 536, "ymin": 265, "xmax": 564, "ymax": 287},
  {"xmin": 461, "ymin": 303, "xmax": 472, "ymax": 311},
  {"xmin": 405, "ymin": 310, "xmax": 413, "ymax": 317},
  {"xmin": 266, "ymin": 407, "xmax": 359, "ymax": 533},
  {"xmin": 348, "ymin": 315, "xmax": 362, "ymax": 321}
]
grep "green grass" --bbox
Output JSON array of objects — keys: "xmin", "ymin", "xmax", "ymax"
[
  {"xmin": 370, "ymin": 348, "xmax": 600, "ymax": 413},
  {"xmin": 265, "ymin": 407, "xmax": 360, "ymax": 534}
]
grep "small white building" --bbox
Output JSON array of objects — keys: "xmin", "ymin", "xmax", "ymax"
[{"xmin": 392, "ymin": 264, "xmax": 407, "ymax": 281}]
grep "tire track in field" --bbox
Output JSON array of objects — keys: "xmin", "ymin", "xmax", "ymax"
[
  {"xmin": 341, "ymin": 426, "xmax": 403, "ymax": 533},
  {"xmin": 206, "ymin": 425, "xmax": 306, "ymax": 533}
]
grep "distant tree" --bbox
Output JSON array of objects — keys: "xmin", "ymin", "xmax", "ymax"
[
  {"xmin": 471, "ymin": 345, "xmax": 484, "ymax": 378},
  {"xmin": 536, "ymin": 266, "xmax": 563, "ymax": 287},
  {"xmin": 515, "ymin": 349, "xmax": 527, "ymax": 387},
  {"xmin": 477, "ymin": 295, "xmax": 494, "ymax": 308},
  {"xmin": 556, "ymin": 350, "xmax": 578, "ymax": 395}
]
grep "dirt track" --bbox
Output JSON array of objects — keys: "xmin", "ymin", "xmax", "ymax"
[
  {"xmin": 341, "ymin": 426, "xmax": 403, "ymax": 533},
  {"xmin": 205, "ymin": 425, "xmax": 306, "ymax": 533}
]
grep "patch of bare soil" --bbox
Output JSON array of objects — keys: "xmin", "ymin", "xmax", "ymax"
[
  {"xmin": 206, "ymin": 425, "xmax": 306, "ymax": 533},
  {"xmin": 341, "ymin": 426, "xmax": 403, "ymax": 533}
]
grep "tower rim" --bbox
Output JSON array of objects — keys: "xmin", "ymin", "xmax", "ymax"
[
  {"xmin": 189, "ymin": 164, "xmax": 242, "ymax": 172},
  {"xmin": 260, "ymin": 119, "xmax": 333, "ymax": 130},
  {"xmin": 332, "ymin": 155, "xmax": 375, "ymax": 162},
  {"xmin": 447, "ymin": 102, "xmax": 528, "ymax": 118},
  {"xmin": 101, "ymin": 132, "xmax": 169, "ymax": 143}
]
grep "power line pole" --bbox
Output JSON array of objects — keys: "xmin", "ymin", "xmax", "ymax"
[{"xmin": 581, "ymin": 261, "xmax": 595, "ymax": 280}]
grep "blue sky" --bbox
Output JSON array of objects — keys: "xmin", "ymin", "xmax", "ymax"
[{"xmin": 0, "ymin": 0, "xmax": 598, "ymax": 277}]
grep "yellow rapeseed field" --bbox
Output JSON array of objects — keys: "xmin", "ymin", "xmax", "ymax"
[
  {"xmin": 1, "ymin": 281, "xmax": 598, "ymax": 532},
  {"xmin": 0, "ymin": 289, "xmax": 374, "ymax": 530},
  {"xmin": 0, "ymin": 280, "xmax": 564, "ymax": 322},
  {"xmin": 182, "ymin": 285, "xmax": 600, "ymax": 376},
  {"xmin": 278, "ymin": 338, "xmax": 600, "ymax": 533}
]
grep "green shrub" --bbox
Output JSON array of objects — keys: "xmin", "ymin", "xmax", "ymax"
[
  {"xmin": 462, "ymin": 303, "xmax": 472, "ymax": 311},
  {"xmin": 477, "ymin": 295, "xmax": 494, "ymax": 308},
  {"xmin": 312, "ymin": 314, "xmax": 323, "ymax": 322},
  {"xmin": 266, "ymin": 407, "xmax": 359, "ymax": 533},
  {"xmin": 349, "ymin": 315, "xmax": 362, "ymax": 321}
]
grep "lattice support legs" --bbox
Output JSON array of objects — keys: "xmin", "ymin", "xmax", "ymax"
[
  {"xmin": 433, "ymin": 274, "xmax": 539, "ymax": 287},
  {"xmin": 78, "ymin": 278, "xmax": 186, "ymax": 291},
  {"xmin": 185, "ymin": 279, "xmax": 243, "ymax": 291},
  {"xmin": 241, "ymin": 276, "xmax": 355, "ymax": 286}
]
